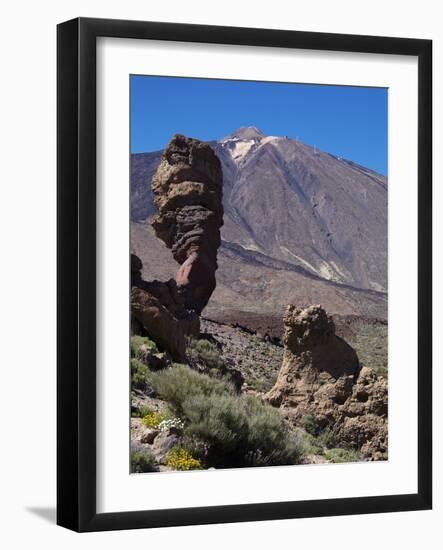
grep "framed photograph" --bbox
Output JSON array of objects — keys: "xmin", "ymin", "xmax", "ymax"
[{"xmin": 57, "ymin": 17, "xmax": 432, "ymax": 532}]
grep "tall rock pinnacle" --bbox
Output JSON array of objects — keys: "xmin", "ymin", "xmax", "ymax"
[{"xmin": 151, "ymin": 134, "xmax": 224, "ymax": 314}]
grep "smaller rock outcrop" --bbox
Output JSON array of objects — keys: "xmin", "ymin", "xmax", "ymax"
[
  {"xmin": 266, "ymin": 304, "xmax": 387, "ymax": 459},
  {"xmin": 131, "ymin": 252, "xmax": 200, "ymax": 361},
  {"xmin": 151, "ymin": 134, "xmax": 224, "ymax": 314},
  {"xmin": 131, "ymin": 287, "xmax": 187, "ymax": 360}
]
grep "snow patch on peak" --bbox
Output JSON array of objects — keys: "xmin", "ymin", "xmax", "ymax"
[
  {"xmin": 227, "ymin": 139, "xmax": 255, "ymax": 162},
  {"xmin": 260, "ymin": 136, "xmax": 279, "ymax": 145}
]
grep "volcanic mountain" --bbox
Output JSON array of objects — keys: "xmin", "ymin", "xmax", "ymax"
[{"xmin": 131, "ymin": 127, "xmax": 387, "ymax": 326}]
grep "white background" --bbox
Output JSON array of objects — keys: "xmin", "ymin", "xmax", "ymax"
[
  {"xmin": 97, "ymin": 39, "xmax": 418, "ymax": 513},
  {"xmin": 0, "ymin": 0, "xmax": 441, "ymax": 547}
]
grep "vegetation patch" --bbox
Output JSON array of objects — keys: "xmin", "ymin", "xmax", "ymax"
[
  {"xmin": 131, "ymin": 334, "xmax": 159, "ymax": 360},
  {"xmin": 187, "ymin": 338, "xmax": 224, "ymax": 372},
  {"xmin": 303, "ymin": 433, "xmax": 324, "ymax": 456},
  {"xmin": 142, "ymin": 408, "xmax": 174, "ymax": 429},
  {"xmin": 166, "ymin": 447, "xmax": 203, "ymax": 471},
  {"xmin": 150, "ymin": 364, "xmax": 302, "ymax": 468},
  {"xmin": 132, "ymin": 403, "xmax": 153, "ymax": 418},
  {"xmin": 131, "ymin": 358, "xmax": 150, "ymax": 390},
  {"xmin": 318, "ymin": 427, "xmax": 338, "ymax": 449},
  {"xmin": 324, "ymin": 447, "xmax": 360, "ymax": 463},
  {"xmin": 302, "ymin": 414, "xmax": 322, "ymax": 437},
  {"xmin": 131, "ymin": 449, "xmax": 156, "ymax": 473},
  {"xmin": 246, "ymin": 377, "xmax": 272, "ymax": 393}
]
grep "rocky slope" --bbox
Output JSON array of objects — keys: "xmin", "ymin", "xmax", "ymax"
[
  {"xmin": 131, "ymin": 308, "xmax": 388, "ymax": 471},
  {"xmin": 132, "ymin": 126, "xmax": 387, "ymax": 294}
]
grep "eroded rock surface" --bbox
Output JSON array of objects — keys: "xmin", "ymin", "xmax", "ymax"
[
  {"xmin": 130, "ymin": 135, "xmax": 223, "ymax": 360},
  {"xmin": 266, "ymin": 304, "xmax": 388, "ymax": 459},
  {"xmin": 151, "ymin": 134, "xmax": 223, "ymax": 314}
]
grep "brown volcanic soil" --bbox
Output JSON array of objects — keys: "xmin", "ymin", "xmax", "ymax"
[{"xmin": 200, "ymin": 318, "xmax": 283, "ymax": 393}]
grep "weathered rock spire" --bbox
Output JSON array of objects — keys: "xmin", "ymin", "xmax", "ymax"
[{"xmin": 151, "ymin": 134, "xmax": 224, "ymax": 314}]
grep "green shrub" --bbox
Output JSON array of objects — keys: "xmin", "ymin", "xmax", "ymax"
[
  {"xmin": 131, "ymin": 358, "xmax": 150, "ymax": 390},
  {"xmin": 131, "ymin": 335, "xmax": 158, "ymax": 360},
  {"xmin": 179, "ymin": 435, "xmax": 207, "ymax": 462},
  {"xmin": 131, "ymin": 449, "xmax": 156, "ymax": 473},
  {"xmin": 302, "ymin": 414, "xmax": 322, "ymax": 437},
  {"xmin": 303, "ymin": 433, "xmax": 324, "ymax": 456},
  {"xmin": 247, "ymin": 377, "xmax": 272, "ymax": 393},
  {"xmin": 150, "ymin": 363, "xmax": 231, "ymax": 415},
  {"xmin": 319, "ymin": 428, "xmax": 338, "ymax": 449},
  {"xmin": 166, "ymin": 447, "xmax": 203, "ymax": 470},
  {"xmin": 151, "ymin": 364, "xmax": 302, "ymax": 468},
  {"xmin": 324, "ymin": 447, "xmax": 360, "ymax": 463},
  {"xmin": 187, "ymin": 338, "xmax": 224, "ymax": 371},
  {"xmin": 132, "ymin": 403, "xmax": 152, "ymax": 418},
  {"xmin": 301, "ymin": 417, "xmax": 339, "ymax": 449},
  {"xmin": 181, "ymin": 392, "xmax": 248, "ymax": 465}
]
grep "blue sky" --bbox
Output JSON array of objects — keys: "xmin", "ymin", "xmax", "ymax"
[{"xmin": 130, "ymin": 75, "xmax": 387, "ymax": 175}]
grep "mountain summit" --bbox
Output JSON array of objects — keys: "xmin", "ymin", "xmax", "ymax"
[
  {"xmin": 131, "ymin": 128, "xmax": 387, "ymax": 299},
  {"xmin": 222, "ymin": 126, "xmax": 266, "ymax": 141}
]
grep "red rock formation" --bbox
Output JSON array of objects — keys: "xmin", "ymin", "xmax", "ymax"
[{"xmin": 151, "ymin": 134, "xmax": 223, "ymax": 314}]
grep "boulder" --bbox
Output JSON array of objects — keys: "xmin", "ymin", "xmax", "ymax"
[
  {"xmin": 151, "ymin": 429, "xmax": 183, "ymax": 464},
  {"xmin": 131, "ymin": 286, "xmax": 192, "ymax": 361},
  {"xmin": 140, "ymin": 427, "xmax": 160, "ymax": 445},
  {"xmin": 266, "ymin": 305, "xmax": 359, "ymax": 409},
  {"xmin": 131, "ymin": 250, "xmax": 201, "ymax": 361},
  {"xmin": 265, "ymin": 304, "xmax": 388, "ymax": 459}
]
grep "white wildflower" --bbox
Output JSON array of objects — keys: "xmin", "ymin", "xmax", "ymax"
[{"xmin": 158, "ymin": 417, "xmax": 184, "ymax": 432}]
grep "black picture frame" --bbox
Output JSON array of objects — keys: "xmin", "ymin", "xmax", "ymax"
[{"xmin": 57, "ymin": 17, "xmax": 432, "ymax": 532}]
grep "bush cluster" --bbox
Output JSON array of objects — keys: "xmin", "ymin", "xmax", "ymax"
[
  {"xmin": 132, "ymin": 403, "xmax": 152, "ymax": 418},
  {"xmin": 302, "ymin": 414, "xmax": 322, "ymax": 437},
  {"xmin": 131, "ymin": 449, "xmax": 156, "ymax": 473},
  {"xmin": 150, "ymin": 364, "xmax": 229, "ymax": 415},
  {"xmin": 319, "ymin": 428, "xmax": 338, "ymax": 449},
  {"xmin": 186, "ymin": 338, "xmax": 224, "ymax": 372},
  {"xmin": 131, "ymin": 335, "xmax": 158, "ymax": 359},
  {"xmin": 131, "ymin": 358, "xmax": 150, "ymax": 391},
  {"xmin": 301, "ymin": 415, "xmax": 342, "ymax": 455},
  {"xmin": 150, "ymin": 364, "xmax": 302, "ymax": 468},
  {"xmin": 246, "ymin": 377, "xmax": 272, "ymax": 393},
  {"xmin": 324, "ymin": 447, "xmax": 360, "ymax": 463}
]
